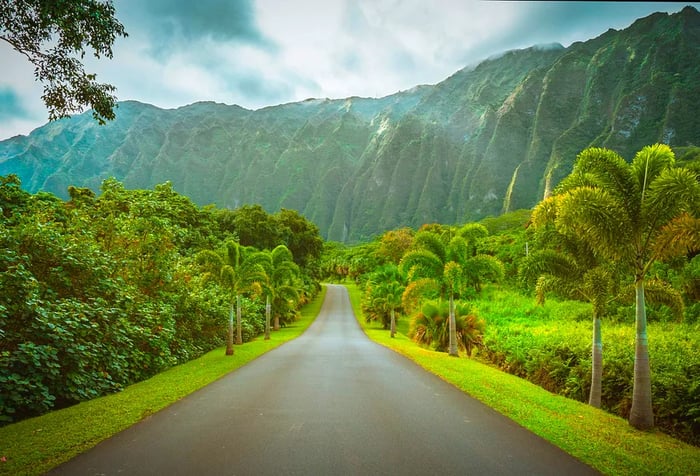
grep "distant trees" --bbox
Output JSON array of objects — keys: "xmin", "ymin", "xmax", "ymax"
[
  {"xmin": 362, "ymin": 265, "xmax": 405, "ymax": 337},
  {"xmin": 263, "ymin": 245, "xmax": 301, "ymax": 332},
  {"xmin": 0, "ymin": 0, "xmax": 128, "ymax": 124}
]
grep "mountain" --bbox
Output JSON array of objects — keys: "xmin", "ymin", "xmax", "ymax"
[{"xmin": 1, "ymin": 7, "xmax": 699, "ymax": 242}]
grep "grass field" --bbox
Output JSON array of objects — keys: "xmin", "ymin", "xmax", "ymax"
[
  {"xmin": 0, "ymin": 286, "xmax": 326, "ymax": 476},
  {"xmin": 344, "ymin": 282, "xmax": 700, "ymax": 476}
]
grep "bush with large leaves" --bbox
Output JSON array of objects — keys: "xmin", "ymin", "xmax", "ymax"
[{"xmin": 409, "ymin": 300, "xmax": 485, "ymax": 356}]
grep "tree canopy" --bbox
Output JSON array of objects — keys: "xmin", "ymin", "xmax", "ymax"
[{"xmin": 0, "ymin": 0, "xmax": 127, "ymax": 123}]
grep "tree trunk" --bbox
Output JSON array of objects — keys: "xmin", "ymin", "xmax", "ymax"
[
  {"xmin": 235, "ymin": 294, "xmax": 243, "ymax": 345},
  {"xmin": 265, "ymin": 295, "xmax": 271, "ymax": 340},
  {"xmin": 390, "ymin": 308, "xmax": 396, "ymax": 338},
  {"xmin": 225, "ymin": 301, "xmax": 235, "ymax": 356},
  {"xmin": 588, "ymin": 309, "xmax": 602, "ymax": 408},
  {"xmin": 448, "ymin": 294, "xmax": 458, "ymax": 357},
  {"xmin": 273, "ymin": 314, "xmax": 280, "ymax": 331},
  {"xmin": 629, "ymin": 278, "xmax": 654, "ymax": 430}
]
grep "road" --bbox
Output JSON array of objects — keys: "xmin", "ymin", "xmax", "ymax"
[{"xmin": 49, "ymin": 284, "xmax": 598, "ymax": 475}]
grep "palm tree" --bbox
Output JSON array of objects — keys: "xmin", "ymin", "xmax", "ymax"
[
  {"xmin": 520, "ymin": 222, "xmax": 618, "ymax": 408},
  {"xmin": 543, "ymin": 144, "xmax": 700, "ymax": 429},
  {"xmin": 409, "ymin": 300, "xmax": 485, "ymax": 356},
  {"xmin": 399, "ymin": 230, "xmax": 503, "ymax": 356},
  {"xmin": 196, "ymin": 240, "xmax": 270, "ymax": 355},
  {"xmin": 262, "ymin": 245, "xmax": 301, "ymax": 334},
  {"xmin": 371, "ymin": 280, "xmax": 404, "ymax": 338},
  {"xmin": 362, "ymin": 264, "xmax": 405, "ymax": 335},
  {"xmin": 399, "ymin": 231, "xmax": 461, "ymax": 356}
]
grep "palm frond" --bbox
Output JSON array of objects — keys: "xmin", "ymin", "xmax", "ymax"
[
  {"xmin": 573, "ymin": 148, "xmax": 639, "ymax": 210},
  {"xmin": 557, "ymin": 187, "xmax": 633, "ymax": 263},
  {"xmin": 531, "ymin": 195, "xmax": 560, "ymax": 228},
  {"xmin": 519, "ymin": 249, "xmax": 581, "ymax": 285},
  {"xmin": 413, "ymin": 231, "xmax": 447, "ymax": 263},
  {"xmin": 457, "ymin": 223, "xmax": 489, "ymax": 247},
  {"xmin": 643, "ymin": 279, "xmax": 685, "ymax": 321},
  {"xmin": 399, "ymin": 249, "xmax": 443, "ymax": 281},
  {"xmin": 632, "ymin": 143, "xmax": 676, "ymax": 194},
  {"xmin": 652, "ymin": 213, "xmax": 700, "ymax": 261},
  {"xmin": 642, "ymin": 167, "xmax": 700, "ymax": 237}
]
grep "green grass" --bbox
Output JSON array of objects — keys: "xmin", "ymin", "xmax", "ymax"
[
  {"xmin": 0, "ymin": 285, "xmax": 326, "ymax": 476},
  {"xmin": 345, "ymin": 283, "xmax": 700, "ymax": 476}
]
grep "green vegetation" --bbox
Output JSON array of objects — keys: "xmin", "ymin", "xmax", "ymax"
[
  {"xmin": 533, "ymin": 144, "xmax": 700, "ymax": 429},
  {"xmin": 347, "ymin": 283, "xmax": 700, "ymax": 476},
  {"xmin": 0, "ymin": 286, "xmax": 325, "ymax": 476},
  {"xmin": 325, "ymin": 143, "xmax": 699, "ymax": 446},
  {"xmin": 0, "ymin": 0, "xmax": 127, "ymax": 124},
  {"xmin": 0, "ymin": 175, "xmax": 323, "ymax": 424},
  {"xmin": 0, "ymin": 135, "xmax": 698, "ymax": 474}
]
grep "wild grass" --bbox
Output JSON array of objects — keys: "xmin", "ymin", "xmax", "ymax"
[
  {"xmin": 346, "ymin": 283, "xmax": 700, "ymax": 476},
  {"xmin": 0, "ymin": 286, "xmax": 326, "ymax": 476}
]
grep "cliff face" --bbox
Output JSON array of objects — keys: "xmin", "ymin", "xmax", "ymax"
[{"xmin": 2, "ymin": 7, "xmax": 699, "ymax": 242}]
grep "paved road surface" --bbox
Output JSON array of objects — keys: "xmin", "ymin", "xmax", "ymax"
[{"xmin": 50, "ymin": 284, "xmax": 598, "ymax": 475}]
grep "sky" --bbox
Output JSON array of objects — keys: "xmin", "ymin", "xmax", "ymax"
[{"xmin": 0, "ymin": 1, "xmax": 697, "ymax": 140}]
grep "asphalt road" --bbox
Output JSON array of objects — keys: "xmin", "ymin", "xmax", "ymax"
[{"xmin": 49, "ymin": 284, "xmax": 599, "ymax": 475}]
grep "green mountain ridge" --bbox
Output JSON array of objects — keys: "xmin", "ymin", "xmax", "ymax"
[{"xmin": 1, "ymin": 6, "xmax": 699, "ymax": 242}]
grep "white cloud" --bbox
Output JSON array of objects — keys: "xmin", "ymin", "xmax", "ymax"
[{"xmin": 0, "ymin": 0, "xmax": 697, "ymax": 139}]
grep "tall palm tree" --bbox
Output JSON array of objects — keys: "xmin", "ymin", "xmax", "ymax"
[
  {"xmin": 370, "ymin": 280, "xmax": 404, "ymax": 338},
  {"xmin": 543, "ymin": 144, "xmax": 700, "ymax": 429},
  {"xmin": 196, "ymin": 240, "xmax": 270, "ymax": 355},
  {"xmin": 399, "ymin": 231, "xmax": 461, "ymax": 356},
  {"xmin": 362, "ymin": 264, "xmax": 405, "ymax": 335},
  {"xmin": 520, "ymin": 222, "xmax": 618, "ymax": 408},
  {"xmin": 400, "ymin": 230, "xmax": 502, "ymax": 356},
  {"xmin": 262, "ymin": 245, "xmax": 301, "ymax": 334}
]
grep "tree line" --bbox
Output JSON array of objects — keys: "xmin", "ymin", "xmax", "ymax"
[
  {"xmin": 321, "ymin": 144, "xmax": 699, "ymax": 442},
  {"xmin": 0, "ymin": 176, "xmax": 322, "ymax": 423}
]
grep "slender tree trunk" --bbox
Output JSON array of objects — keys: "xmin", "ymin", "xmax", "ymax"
[
  {"xmin": 273, "ymin": 314, "xmax": 280, "ymax": 331},
  {"xmin": 390, "ymin": 308, "xmax": 396, "ymax": 338},
  {"xmin": 265, "ymin": 295, "xmax": 271, "ymax": 340},
  {"xmin": 448, "ymin": 294, "xmax": 458, "ymax": 357},
  {"xmin": 629, "ymin": 278, "xmax": 654, "ymax": 430},
  {"xmin": 236, "ymin": 294, "xmax": 243, "ymax": 345},
  {"xmin": 588, "ymin": 309, "xmax": 602, "ymax": 408},
  {"xmin": 225, "ymin": 301, "xmax": 235, "ymax": 356}
]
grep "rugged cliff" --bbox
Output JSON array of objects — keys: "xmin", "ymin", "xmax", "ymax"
[{"xmin": 1, "ymin": 7, "xmax": 698, "ymax": 242}]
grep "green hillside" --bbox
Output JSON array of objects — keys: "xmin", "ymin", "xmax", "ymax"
[{"xmin": 1, "ymin": 7, "xmax": 698, "ymax": 242}]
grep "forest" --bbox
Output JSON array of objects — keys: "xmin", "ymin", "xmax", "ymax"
[
  {"xmin": 1, "ymin": 143, "xmax": 699, "ymax": 446},
  {"xmin": 0, "ymin": 175, "xmax": 322, "ymax": 424}
]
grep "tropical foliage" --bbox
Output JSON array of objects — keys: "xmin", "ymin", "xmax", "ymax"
[
  {"xmin": 409, "ymin": 300, "xmax": 485, "ymax": 356},
  {"xmin": 535, "ymin": 144, "xmax": 700, "ymax": 429},
  {"xmin": 320, "ymin": 143, "xmax": 700, "ymax": 445},
  {"xmin": 0, "ymin": 175, "xmax": 321, "ymax": 423}
]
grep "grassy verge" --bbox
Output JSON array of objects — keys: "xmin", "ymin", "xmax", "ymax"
[
  {"xmin": 0, "ymin": 285, "xmax": 326, "ymax": 476},
  {"xmin": 345, "ymin": 283, "xmax": 700, "ymax": 476}
]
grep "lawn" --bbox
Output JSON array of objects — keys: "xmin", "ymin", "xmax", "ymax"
[
  {"xmin": 0, "ymin": 286, "xmax": 326, "ymax": 476},
  {"xmin": 344, "ymin": 282, "xmax": 700, "ymax": 476}
]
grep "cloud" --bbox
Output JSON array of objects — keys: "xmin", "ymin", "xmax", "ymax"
[
  {"xmin": 1, "ymin": 0, "xmax": 697, "ymax": 139},
  {"xmin": 117, "ymin": 0, "xmax": 276, "ymax": 58},
  {"xmin": 0, "ymin": 88, "xmax": 28, "ymax": 121}
]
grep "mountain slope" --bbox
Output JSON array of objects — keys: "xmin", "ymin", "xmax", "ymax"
[{"xmin": 1, "ymin": 7, "xmax": 699, "ymax": 242}]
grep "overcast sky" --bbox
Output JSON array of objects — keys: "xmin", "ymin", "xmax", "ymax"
[{"xmin": 0, "ymin": 1, "xmax": 697, "ymax": 140}]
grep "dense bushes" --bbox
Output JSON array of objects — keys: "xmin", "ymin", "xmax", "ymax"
[
  {"xmin": 0, "ymin": 176, "xmax": 321, "ymax": 423},
  {"xmin": 476, "ymin": 289, "xmax": 700, "ymax": 445}
]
